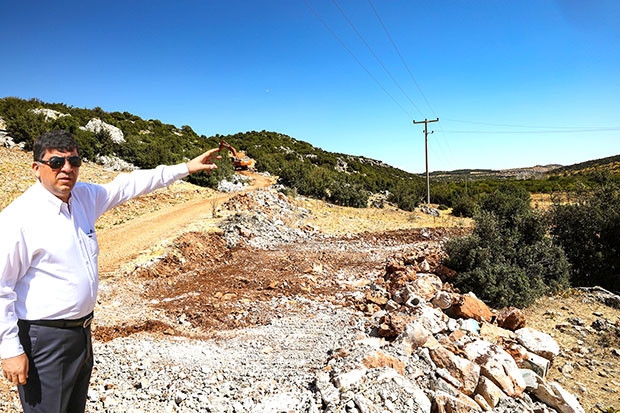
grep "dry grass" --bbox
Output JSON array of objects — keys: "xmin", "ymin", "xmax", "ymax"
[
  {"xmin": 0, "ymin": 146, "xmax": 470, "ymax": 234},
  {"xmin": 0, "ymin": 147, "xmax": 36, "ymax": 209},
  {"xmin": 295, "ymin": 197, "xmax": 471, "ymax": 235},
  {"xmin": 523, "ymin": 291, "xmax": 620, "ymax": 412},
  {"xmin": 531, "ymin": 193, "xmax": 553, "ymax": 211}
]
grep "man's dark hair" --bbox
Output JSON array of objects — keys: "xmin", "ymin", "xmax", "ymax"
[{"xmin": 33, "ymin": 130, "xmax": 80, "ymax": 162}]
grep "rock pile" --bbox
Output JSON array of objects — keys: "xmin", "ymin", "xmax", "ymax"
[
  {"xmin": 329, "ymin": 247, "xmax": 586, "ymax": 412},
  {"xmin": 219, "ymin": 189, "xmax": 315, "ymax": 249},
  {"xmin": 209, "ymin": 189, "xmax": 588, "ymax": 412},
  {"xmin": 217, "ymin": 176, "xmax": 249, "ymax": 193}
]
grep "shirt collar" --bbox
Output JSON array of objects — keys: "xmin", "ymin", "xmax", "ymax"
[{"xmin": 33, "ymin": 180, "xmax": 70, "ymax": 215}]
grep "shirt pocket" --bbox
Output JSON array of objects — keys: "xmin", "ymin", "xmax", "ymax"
[{"xmin": 84, "ymin": 230, "xmax": 100, "ymax": 259}]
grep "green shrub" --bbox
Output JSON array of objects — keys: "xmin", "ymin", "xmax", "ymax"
[
  {"xmin": 445, "ymin": 184, "xmax": 570, "ymax": 308},
  {"xmin": 549, "ymin": 175, "xmax": 620, "ymax": 291},
  {"xmin": 187, "ymin": 156, "xmax": 235, "ymax": 189},
  {"xmin": 451, "ymin": 195, "xmax": 478, "ymax": 218}
]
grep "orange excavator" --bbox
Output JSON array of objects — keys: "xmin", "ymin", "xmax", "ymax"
[{"xmin": 218, "ymin": 140, "xmax": 255, "ymax": 170}]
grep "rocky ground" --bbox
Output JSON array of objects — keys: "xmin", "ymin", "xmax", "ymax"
[{"xmin": 0, "ymin": 145, "xmax": 619, "ymax": 412}]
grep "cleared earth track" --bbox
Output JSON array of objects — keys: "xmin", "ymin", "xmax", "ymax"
[{"xmin": 97, "ymin": 172, "xmax": 273, "ymax": 277}]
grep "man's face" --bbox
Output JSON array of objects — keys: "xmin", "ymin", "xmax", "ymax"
[{"xmin": 32, "ymin": 149, "xmax": 80, "ymax": 203}]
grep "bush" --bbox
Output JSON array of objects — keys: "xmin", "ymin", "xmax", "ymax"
[
  {"xmin": 549, "ymin": 175, "xmax": 620, "ymax": 291},
  {"xmin": 445, "ymin": 184, "xmax": 570, "ymax": 308},
  {"xmin": 387, "ymin": 180, "xmax": 426, "ymax": 211},
  {"xmin": 451, "ymin": 195, "xmax": 478, "ymax": 218},
  {"xmin": 479, "ymin": 184, "xmax": 531, "ymax": 227}
]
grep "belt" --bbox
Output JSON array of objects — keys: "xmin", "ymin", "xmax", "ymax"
[{"xmin": 20, "ymin": 312, "xmax": 94, "ymax": 329}]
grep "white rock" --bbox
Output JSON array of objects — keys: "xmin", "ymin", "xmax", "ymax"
[
  {"xmin": 531, "ymin": 375, "xmax": 586, "ymax": 413},
  {"xmin": 475, "ymin": 376, "xmax": 508, "ymax": 408},
  {"xmin": 463, "ymin": 340, "xmax": 526, "ymax": 397},
  {"xmin": 82, "ymin": 118, "xmax": 125, "ymax": 143},
  {"xmin": 409, "ymin": 273, "xmax": 442, "ymax": 300},
  {"xmin": 31, "ymin": 108, "xmax": 69, "ymax": 120},
  {"xmin": 429, "ymin": 344, "xmax": 481, "ymax": 395},
  {"xmin": 522, "ymin": 351, "xmax": 550, "ymax": 378},
  {"xmin": 334, "ymin": 368, "xmax": 367, "ymax": 390},
  {"xmin": 515, "ymin": 327, "xmax": 560, "ymax": 362},
  {"xmin": 396, "ymin": 321, "xmax": 433, "ymax": 353},
  {"xmin": 415, "ymin": 304, "xmax": 448, "ymax": 334},
  {"xmin": 250, "ymin": 393, "xmax": 302, "ymax": 412}
]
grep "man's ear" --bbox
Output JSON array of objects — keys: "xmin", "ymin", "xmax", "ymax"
[{"xmin": 32, "ymin": 161, "xmax": 41, "ymax": 179}]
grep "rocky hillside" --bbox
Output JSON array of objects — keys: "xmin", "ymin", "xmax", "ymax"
[{"xmin": 0, "ymin": 145, "xmax": 619, "ymax": 412}]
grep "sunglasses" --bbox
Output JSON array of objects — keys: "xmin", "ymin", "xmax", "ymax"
[{"xmin": 38, "ymin": 156, "xmax": 83, "ymax": 169}]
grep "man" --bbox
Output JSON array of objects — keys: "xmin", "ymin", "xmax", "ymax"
[{"xmin": 0, "ymin": 129, "xmax": 222, "ymax": 412}]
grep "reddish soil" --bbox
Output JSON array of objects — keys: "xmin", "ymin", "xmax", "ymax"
[{"xmin": 93, "ymin": 226, "xmax": 461, "ymax": 342}]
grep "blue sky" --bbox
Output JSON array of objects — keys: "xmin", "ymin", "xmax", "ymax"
[{"xmin": 2, "ymin": 1, "xmax": 619, "ymax": 173}]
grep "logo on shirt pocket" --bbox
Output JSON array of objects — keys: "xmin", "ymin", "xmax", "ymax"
[{"xmin": 85, "ymin": 229, "xmax": 99, "ymax": 259}]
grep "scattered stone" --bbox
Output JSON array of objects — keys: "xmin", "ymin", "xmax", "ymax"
[
  {"xmin": 3, "ymin": 171, "xmax": 596, "ymax": 413},
  {"xmin": 448, "ymin": 293, "xmax": 494, "ymax": 322},
  {"xmin": 496, "ymin": 307, "xmax": 526, "ymax": 331},
  {"xmin": 515, "ymin": 327, "xmax": 561, "ymax": 362}
]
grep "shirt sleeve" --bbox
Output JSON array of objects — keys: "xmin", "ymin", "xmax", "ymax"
[
  {"xmin": 93, "ymin": 163, "xmax": 190, "ymax": 218},
  {"xmin": 0, "ymin": 217, "xmax": 28, "ymax": 359}
]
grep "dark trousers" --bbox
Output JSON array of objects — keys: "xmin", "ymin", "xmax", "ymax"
[{"xmin": 17, "ymin": 321, "xmax": 93, "ymax": 413}]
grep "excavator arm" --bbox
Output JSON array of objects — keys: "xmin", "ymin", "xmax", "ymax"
[
  {"xmin": 219, "ymin": 140, "xmax": 238, "ymax": 157},
  {"xmin": 218, "ymin": 140, "xmax": 254, "ymax": 170}
]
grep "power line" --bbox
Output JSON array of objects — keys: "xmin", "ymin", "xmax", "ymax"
[
  {"xmin": 333, "ymin": 0, "xmax": 425, "ymax": 117},
  {"xmin": 365, "ymin": 1, "xmax": 459, "ymax": 170},
  {"xmin": 303, "ymin": 0, "xmax": 413, "ymax": 118},
  {"xmin": 442, "ymin": 118, "xmax": 620, "ymax": 130},
  {"xmin": 305, "ymin": 1, "xmax": 459, "ymax": 173},
  {"xmin": 368, "ymin": 0, "xmax": 438, "ymax": 118},
  {"xmin": 442, "ymin": 127, "xmax": 620, "ymax": 134}
]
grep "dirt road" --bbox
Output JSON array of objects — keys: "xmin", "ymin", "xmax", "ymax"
[{"xmin": 97, "ymin": 173, "xmax": 273, "ymax": 277}]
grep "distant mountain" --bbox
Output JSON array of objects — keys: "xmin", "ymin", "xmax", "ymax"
[
  {"xmin": 430, "ymin": 156, "xmax": 620, "ymax": 181},
  {"xmin": 430, "ymin": 164, "xmax": 564, "ymax": 181},
  {"xmin": 552, "ymin": 154, "xmax": 620, "ymax": 176}
]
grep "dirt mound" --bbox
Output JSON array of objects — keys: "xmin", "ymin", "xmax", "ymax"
[{"xmin": 105, "ymin": 227, "xmax": 452, "ymax": 337}]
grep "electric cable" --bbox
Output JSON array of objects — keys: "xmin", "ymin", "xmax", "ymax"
[
  {"xmin": 333, "ymin": 0, "xmax": 425, "ymax": 117},
  {"xmin": 368, "ymin": 0, "xmax": 438, "ymax": 118},
  {"xmin": 442, "ymin": 127, "xmax": 620, "ymax": 134},
  {"xmin": 303, "ymin": 0, "xmax": 414, "ymax": 119}
]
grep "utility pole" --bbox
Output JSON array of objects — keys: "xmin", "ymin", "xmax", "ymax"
[{"xmin": 413, "ymin": 118, "xmax": 439, "ymax": 205}]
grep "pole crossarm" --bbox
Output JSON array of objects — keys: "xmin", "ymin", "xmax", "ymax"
[
  {"xmin": 412, "ymin": 118, "xmax": 439, "ymax": 126},
  {"xmin": 412, "ymin": 118, "xmax": 439, "ymax": 205}
]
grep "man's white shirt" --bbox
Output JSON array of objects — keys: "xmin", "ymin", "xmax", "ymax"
[{"xmin": 0, "ymin": 163, "xmax": 189, "ymax": 358}]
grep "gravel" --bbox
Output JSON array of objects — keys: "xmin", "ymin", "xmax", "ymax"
[{"xmin": 87, "ymin": 298, "xmax": 364, "ymax": 412}]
